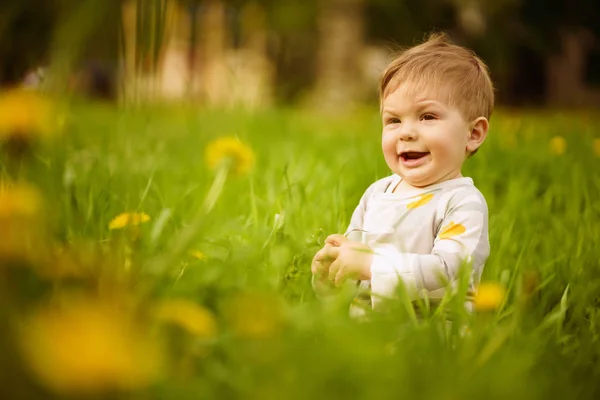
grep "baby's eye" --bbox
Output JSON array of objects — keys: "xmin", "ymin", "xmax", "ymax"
[
  {"xmin": 386, "ymin": 117, "xmax": 401, "ymax": 125},
  {"xmin": 421, "ymin": 113, "xmax": 437, "ymax": 121}
]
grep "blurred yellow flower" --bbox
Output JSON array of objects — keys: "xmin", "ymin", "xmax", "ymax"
[
  {"xmin": 205, "ymin": 137, "xmax": 254, "ymax": 176},
  {"xmin": 549, "ymin": 136, "xmax": 566, "ymax": 155},
  {"xmin": 156, "ymin": 299, "xmax": 217, "ymax": 338},
  {"xmin": 190, "ymin": 250, "xmax": 206, "ymax": 260},
  {"xmin": 19, "ymin": 301, "xmax": 162, "ymax": 394},
  {"xmin": 593, "ymin": 138, "xmax": 600, "ymax": 157},
  {"xmin": 0, "ymin": 88, "xmax": 58, "ymax": 139},
  {"xmin": 0, "ymin": 183, "xmax": 42, "ymax": 218},
  {"xmin": 34, "ymin": 243, "xmax": 94, "ymax": 280},
  {"xmin": 0, "ymin": 221, "xmax": 42, "ymax": 264},
  {"xmin": 225, "ymin": 292, "xmax": 284, "ymax": 338},
  {"xmin": 474, "ymin": 282, "xmax": 506, "ymax": 311},
  {"xmin": 109, "ymin": 212, "xmax": 150, "ymax": 230}
]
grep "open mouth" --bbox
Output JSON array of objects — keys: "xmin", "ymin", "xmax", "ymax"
[{"xmin": 400, "ymin": 151, "xmax": 430, "ymax": 162}]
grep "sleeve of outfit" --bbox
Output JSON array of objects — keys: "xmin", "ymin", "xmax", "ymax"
[
  {"xmin": 369, "ymin": 188, "xmax": 490, "ymax": 308},
  {"xmin": 311, "ymin": 178, "xmax": 392, "ymax": 298}
]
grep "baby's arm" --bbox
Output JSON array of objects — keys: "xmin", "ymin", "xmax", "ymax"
[{"xmin": 369, "ymin": 191, "xmax": 490, "ymax": 309}]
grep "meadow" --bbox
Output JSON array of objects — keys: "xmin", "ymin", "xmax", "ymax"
[{"xmin": 1, "ymin": 90, "xmax": 600, "ymax": 399}]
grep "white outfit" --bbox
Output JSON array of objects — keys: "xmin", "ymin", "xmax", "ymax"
[{"xmin": 313, "ymin": 174, "xmax": 490, "ymax": 316}]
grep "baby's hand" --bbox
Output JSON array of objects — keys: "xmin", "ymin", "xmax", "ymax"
[
  {"xmin": 310, "ymin": 234, "xmax": 348, "ymax": 278},
  {"xmin": 327, "ymin": 238, "xmax": 373, "ymax": 287}
]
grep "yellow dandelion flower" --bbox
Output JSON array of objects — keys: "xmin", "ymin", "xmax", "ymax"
[
  {"xmin": 108, "ymin": 212, "xmax": 150, "ymax": 230},
  {"xmin": 190, "ymin": 250, "xmax": 206, "ymax": 260},
  {"xmin": 474, "ymin": 282, "xmax": 506, "ymax": 311},
  {"xmin": 19, "ymin": 301, "xmax": 162, "ymax": 395},
  {"xmin": 205, "ymin": 137, "xmax": 254, "ymax": 176},
  {"xmin": 0, "ymin": 182, "xmax": 42, "ymax": 218},
  {"xmin": 0, "ymin": 88, "xmax": 59, "ymax": 140},
  {"xmin": 156, "ymin": 299, "xmax": 217, "ymax": 338},
  {"xmin": 225, "ymin": 292, "xmax": 284, "ymax": 339},
  {"xmin": 549, "ymin": 136, "xmax": 566, "ymax": 155},
  {"xmin": 593, "ymin": 138, "xmax": 600, "ymax": 157}
]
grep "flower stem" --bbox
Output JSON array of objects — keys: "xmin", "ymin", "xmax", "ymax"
[
  {"xmin": 202, "ymin": 162, "xmax": 229, "ymax": 213},
  {"xmin": 144, "ymin": 163, "xmax": 229, "ymax": 278}
]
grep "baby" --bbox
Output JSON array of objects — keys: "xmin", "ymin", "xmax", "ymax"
[{"xmin": 311, "ymin": 33, "xmax": 492, "ymax": 316}]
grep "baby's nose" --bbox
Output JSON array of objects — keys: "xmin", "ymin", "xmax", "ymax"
[
  {"xmin": 398, "ymin": 129, "xmax": 417, "ymax": 142},
  {"xmin": 398, "ymin": 125, "xmax": 417, "ymax": 141}
]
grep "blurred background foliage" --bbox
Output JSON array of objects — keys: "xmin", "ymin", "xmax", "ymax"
[{"xmin": 1, "ymin": 0, "xmax": 600, "ymax": 109}]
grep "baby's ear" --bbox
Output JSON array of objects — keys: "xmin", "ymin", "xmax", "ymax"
[{"xmin": 466, "ymin": 117, "xmax": 489, "ymax": 153}]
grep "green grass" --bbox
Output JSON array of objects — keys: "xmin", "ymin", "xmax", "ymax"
[{"xmin": 2, "ymin": 102, "xmax": 600, "ymax": 399}]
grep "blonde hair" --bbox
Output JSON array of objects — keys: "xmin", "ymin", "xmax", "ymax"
[{"xmin": 380, "ymin": 33, "xmax": 494, "ymax": 121}]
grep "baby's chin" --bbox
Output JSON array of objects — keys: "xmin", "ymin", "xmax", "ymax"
[
  {"xmin": 403, "ymin": 178, "xmax": 436, "ymax": 188},
  {"xmin": 396, "ymin": 171, "xmax": 439, "ymax": 188}
]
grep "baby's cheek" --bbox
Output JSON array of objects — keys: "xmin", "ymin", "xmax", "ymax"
[{"xmin": 435, "ymin": 142, "xmax": 460, "ymax": 162}]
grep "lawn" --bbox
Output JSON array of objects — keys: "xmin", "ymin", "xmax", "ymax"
[{"xmin": 1, "ymin": 93, "xmax": 600, "ymax": 399}]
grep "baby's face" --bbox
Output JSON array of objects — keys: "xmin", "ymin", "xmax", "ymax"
[{"xmin": 381, "ymin": 84, "xmax": 473, "ymax": 188}]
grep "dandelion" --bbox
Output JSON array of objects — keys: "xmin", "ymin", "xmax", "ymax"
[
  {"xmin": 225, "ymin": 292, "xmax": 284, "ymax": 338},
  {"xmin": 0, "ymin": 183, "xmax": 42, "ymax": 218},
  {"xmin": 205, "ymin": 137, "xmax": 254, "ymax": 176},
  {"xmin": 108, "ymin": 212, "xmax": 150, "ymax": 230},
  {"xmin": 19, "ymin": 300, "xmax": 162, "ymax": 395},
  {"xmin": 0, "ymin": 88, "xmax": 59, "ymax": 140},
  {"xmin": 593, "ymin": 138, "xmax": 600, "ymax": 157},
  {"xmin": 549, "ymin": 136, "xmax": 566, "ymax": 155},
  {"xmin": 190, "ymin": 250, "xmax": 206, "ymax": 260},
  {"xmin": 0, "ymin": 183, "xmax": 43, "ymax": 263},
  {"xmin": 474, "ymin": 282, "xmax": 506, "ymax": 311},
  {"xmin": 156, "ymin": 299, "xmax": 217, "ymax": 338}
]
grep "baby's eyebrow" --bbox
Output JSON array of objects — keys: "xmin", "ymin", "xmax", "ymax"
[
  {"xmin": 382, "ymin": 100, "xmax": 445, "ymax": 116},
  {"xmin": 415, "ymin": 99, "xmax": 443, "ymax": 107},
  {"xmin": 415, "ymin": 101, "xmax": 446, "ymax": 112}
]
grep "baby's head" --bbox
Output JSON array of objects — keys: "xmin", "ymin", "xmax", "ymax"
[{"xmin": 379, "ymin": 33, "xmax": 494, "ymax": 188}]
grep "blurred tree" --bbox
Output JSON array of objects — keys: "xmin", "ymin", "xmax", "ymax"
[
  {"xmin": 366, "ymin": 0, "xmax": 455, "ymax": 46},
  {"xmin": 198, "ymin": 0, "xmax": 229, "ymax": 103},
  {"xmin": 0, "ymin": 0, "xmax": 121, "ymax": 99},
  {"xmin": 177, "ymin": 0, "xmax": 202, "ymax": 82},
  {"xmin": 365, "ymin": 0, "xmax": 521, "ymax": 105},
  {"xmin": 366, "ymin": 0, "xmax": 600, "ymax": 107},
  {"xmin": 4, "ymin": 0, "xmax": 597, "ymax": 107},
  {"xmin": 0, "ymin": 1, "xmax": 57, "ymax": 86},
  {"xmin": 516, "ymin": 0, "xmax": 600, "ymax": 106},
  {"xmin": 48, "ymin": 0, "xmax": 121, "ymax": 99},
  {"xmin": 309, "ymin": 0, "xmax": 367, "ymax": 111},
  {"xmin": 134, "ymin": 0, "xmax": 169, "ymax": 77},
  {"xmin": 122, "ymin": 0, "xmax": 171, "ymax": 100},
  {"xmin": 262, "ymin": 0, "xmax": 319, "ymax": 103}
]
